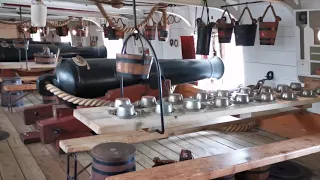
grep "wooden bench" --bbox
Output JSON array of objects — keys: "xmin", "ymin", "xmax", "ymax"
[
  {"xmin": 107, "ymin": 134, "xmax": 320, "ymax": 180},
  {"xmin": 0, "ymin": 76, "xmax": 38, "ymax": 82},
  {"xmin": 60, "ymin": 108, "xmax": 303, "ymax": 154},
  {"xmin": 0, "ymin": 62, "xmax": 56, "ymax": 70},
  {"xmin": 3, "ymin": 84, "xmax": 37, "ymax": 92}
]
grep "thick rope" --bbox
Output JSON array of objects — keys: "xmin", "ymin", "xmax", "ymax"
[
  {"xmin": 46, "ymin": 17, "xmax": 73, "ymax": 28},
  {"xmin": 45, "ymin": 83, "xmax": 110, "ymax": 106},
  {"xmin": 96, "ymin": 3, "xmax": 166, "ymax": 33},
  {"xmin": 0, "ymin": 20, "xmax": 30, "ymax": 25},
  {"xmin": 220, "ymin": 121, "xmax": 256, "ymax": 132}
]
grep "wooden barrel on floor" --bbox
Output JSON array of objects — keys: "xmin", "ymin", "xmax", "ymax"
[
  {"xmin": 91, "ymin": 142, "xmax": 136, "ymax": 180},
  {"xmin": 235, "ymin": 165, "xmax": 271, "ymax": 180},
  {"xmin": 1, "ymin": 77, "xmax": 24, "ymax": 107}
]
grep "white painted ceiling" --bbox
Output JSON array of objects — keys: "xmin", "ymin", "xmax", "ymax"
[{"xmin": 0, "ymin": 0, "xmax": 192, "ymax": 21}]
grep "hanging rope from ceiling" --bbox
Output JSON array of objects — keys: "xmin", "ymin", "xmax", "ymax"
[
  {"xmin": 96, "ymin": 3, "xmax": 167, "ymax": 33},
  {"xmin": 0, "ymin": 20, "xmax": 30, "ymax": 25},
  {"xmin": 46, "ymin": 17, "xmax": 73, "ymax": 28}
]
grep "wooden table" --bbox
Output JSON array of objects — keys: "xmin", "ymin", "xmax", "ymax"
[
  {"xmin": 73, "ymin": 97, "xmax": 320, "ymax": 134},
  {"xmin": 0, "ymin": 62, "xmax": 56, "ymax": 70}
]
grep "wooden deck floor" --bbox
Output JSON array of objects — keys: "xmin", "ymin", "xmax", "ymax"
[{"xmin": 1, "ymin": 93, "xmax": 320, "ymax": 180}]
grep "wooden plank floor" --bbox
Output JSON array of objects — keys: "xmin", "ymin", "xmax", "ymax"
[{"xmin": 0, "ymin": 93, "xmax": 320, "ymax": 179}]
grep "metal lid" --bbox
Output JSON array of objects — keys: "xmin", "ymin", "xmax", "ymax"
[{"xmin": 91, "ymin": 142, "xmax": 136, "ymax": 162}]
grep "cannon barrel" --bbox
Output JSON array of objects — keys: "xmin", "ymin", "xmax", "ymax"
[
  {"xmin": 37, "ymin": 57, "xmax": 224, "ymax": 98},
  {"xmin": 0, "ymin": 38, "xmax": 71, "ymax": 46},
  {"xmin": 0, "ymin": 44, "xmax": 107, "ymax": 62}
]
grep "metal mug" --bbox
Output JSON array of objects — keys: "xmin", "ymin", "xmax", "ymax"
[
  {"xmin": 216, "ymin": 90, "xmax": 230, "ymax": 97},
  {"xmin": 259, "ymin": 86, "xmax": 273, "ymax": 94},
  {"xmin": 140, "ymin": 96, "xmax": 156, "ymax": 107},
  {"xmin": 168, "ymin": 93, "xmax": 183, "ymax": 104},
  {"xmin": 156, "ymin": 101, "xmax": 173, "ymax": 115},
  {"xmin": 233, "ymin": 93, "xmax": 250, "ymax": 104},
  {"xmin": 195, "ymin": 92, "xmax": 208, "ymax": 101},
  {"xmin": 276, "ymin": 84, "xmax": 290, "ymax": 93},
  {"xmin": 290, "ymin": 82, "xmax": 302, "ymax": 91},
  {"xmin": 114, "ymin": 98, "xmax": 131, "ymax": 108},
  {"xmin": 214, "ymin": 97, "xmax": 231, "ymax": 107},
  {"xmin": 257, "ymin": 92, "xmax": 274, "ymax": 102},
  {"xmin": 116, "ymin": 104, "xmax": 135, "ymax": 118},
  {"xmin": 238, "ymin": 87, "xmax": 252, "ymax": 95},
  {"xmin": 184, "ymin": 99, "xmax": 201, "ymax": 110}
]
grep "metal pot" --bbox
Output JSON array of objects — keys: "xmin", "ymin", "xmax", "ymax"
[
  {"xmin": 114, "ymin": 98, "xmax": 131, "ymax": 108},
  {"xmin": 168, "ymin": 93, "xmax": 183, "ymax": 104},
  {"xmin": 259, "ymin": 86, "xmax": 273, "ymax": 94},
  {"xmin": 140, "ymin": 96, "xmax": 156, "ymax": 107},
  {"xmin": 290, "ymin": 82, "xmax": 302, "ymax": 91},
  {"xmin": 156, "ymin": 101, "xmax": 173, "ymax": 115},
  {"xmin": 276, "ymin": 84, "xmax": 289, "ymax": 93},
  {"xmin": 214, "ymin": 97, "xmax": 231, "ymax": 107},
  {"xmin": 184, "ymin": 99, "xmax": 201, "ymax": 111},
  {"xmin": 216, "ymin": 90, "xmax": 230, "ymax": 97},
  {"xmin": 238, "ymin": 87, "xmax": 252, "ymax": 95},
  {"xmin": 233, "ymin": 93, "xmax": 250, "ymax": 104},
  {"xmin": 299, "ymin": 88, "xmax": 317, "ymax": 97},
  {"xmin": 256, "ymin": 92, "xmax": 274, "ymax": 102},
  {"xmin": 195, "ymin": 92, "xmax": 208, "ymax": 101},
  {"xmin": 279, "ymin": 91, "xmax": 296, "ymax": 100},
  {"xmin": 116, "ymin": 104, "xmax": 135, "ymax": 118}
]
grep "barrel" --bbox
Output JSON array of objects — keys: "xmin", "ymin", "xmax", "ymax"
[
  {"xmin": 144, "ymin": 25, "xmax": 156, "ymax": 40},
  {"xmin": 0, "ymin": 45, "xmax": 107, "ymax": 62},
  {"xmin": 1, "ymin": 77, "xmax": 24, "ymax": 107},
  {"xmin": 34, "ymin": 54, "xmax": 56, "ymax": 64},
  {"xmin": 91, "ymin": 142, "xmax": 136, "ymax": 180},
  {"xmin": 158, "ymin": 25, "xmax": 169, "ymax": 41},
  {"xmin": 116, "ymin": 54, "xmax": 153, "ymax": 79},
  {"xmin": 269, "ymin": 161, "xmax": 312, "ymax": 180},
  {"xmin": 235, "ymin": 165, "xmax": 271, "ymax": 180},
  {"xmin": 37, "ymin": 57, "xmax": 224, "ymax": 98}
]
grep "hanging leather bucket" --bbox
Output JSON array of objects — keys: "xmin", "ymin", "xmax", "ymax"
[
  {"xmin": 258, "ymin": 4, "xmax": 281, "ymax": 45},
  {"xmin": 56, "ymin": 25, "xmax": 69, "ymax": 36},
  {"xmin": 234, "ymin": 6, "xmax": 257, "ymax": 46},
  {"xmin": 116, "ymin": 54, "xmax": 154, "ymax": 79},
  {"xmin": 76, "ymin": 18, "xmax": 89, "ymax": 37},
  {"xmin": 104, "ymin": 18, "xmax": 118, "ymax": 40},
  {"xmin": 29, "ymin": 26, "xmax": 38, "ymax": 34},
  {"xmin": 158, "ymin": 11, "xmax": 170, "ymax": 42},
  {"xmin": 216, "ymin": 9, "xmax": 235, "ymax": 43},
  {"xmin": 144, "ymin": 18, "xmax": 156, "ymax": 40},
  {"xmin": 196, "ymin": 1, "xmax": 215, "ymax": 55},
  {"xmin": 115, "ymin": 18, "xmax": 125, "ymax": 39}
]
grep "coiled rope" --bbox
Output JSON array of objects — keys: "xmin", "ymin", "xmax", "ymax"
[
  {"xmin": 15, "ymin": 68, "xmax": 54, "ymax": 73},
  {"xmin": 96, "ymin": 3, "xmax": 167, "ymax": 33},
  {"xmin": 220, "ymin": 121, "xmax": 256, "ymax": 132},
  {"xmin": 45, "ymin": 83, "xmax": 110, "ymax": 106}
]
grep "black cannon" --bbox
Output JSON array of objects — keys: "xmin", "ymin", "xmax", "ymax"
[{"xmin": 37, "ymin": 57, "xmax": 225, "ymax": 98}]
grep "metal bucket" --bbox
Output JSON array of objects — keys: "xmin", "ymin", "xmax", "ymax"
[{"xmin": 91, "ymin": 142, "xmax": 136, "ymax": 180}]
